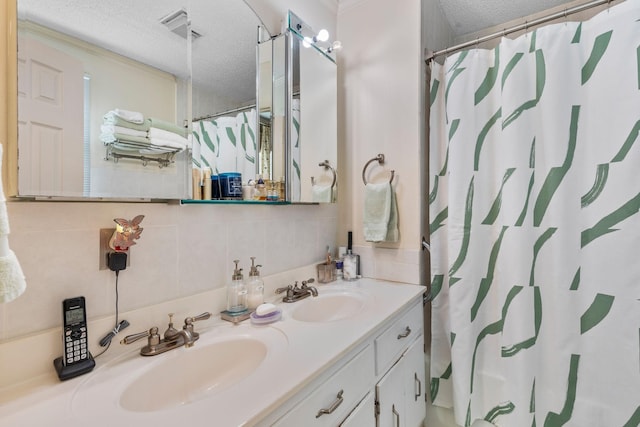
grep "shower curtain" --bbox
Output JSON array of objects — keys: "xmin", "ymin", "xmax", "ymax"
[
  {"xmin": 192, "ymin": 109, "xmax": 257, "ymax": 182},
  {"xmin": 428, "ymin": 2, "xmax": 639, "ymax": 426}
]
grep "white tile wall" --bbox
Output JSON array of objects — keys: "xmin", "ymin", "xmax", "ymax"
[{"xmin": 0, "ymin": 201, "xmax": 338, "ymax": 341}]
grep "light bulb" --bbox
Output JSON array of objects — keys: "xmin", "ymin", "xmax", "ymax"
[
  {"xmin": 303, "ymin": 36, "xmax": 313, "ymax": 48},
  {"xmin": 316, "ymin": 29, "xmax": 329, "ymax": 42},
  {"xmin": 331, "ymin": 40, "xmax": 342, "ymax": 50}
]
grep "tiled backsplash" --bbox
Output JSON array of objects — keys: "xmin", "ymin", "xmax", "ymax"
[{"xmin": 0, "ymin": 201, "xmax": 338, "ymax": 341}]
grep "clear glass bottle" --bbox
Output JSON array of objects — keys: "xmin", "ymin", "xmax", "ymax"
[
  {"xmin": 343, "ymin": 249, "xmax": 358, "ymax": 281},
  {"xmin": 343, "ymin": 231, "xmax": 359, "ymax": 281},
  {"xmin": 227, "ymin": 260, "xmax": 248, "ymax": 313},
  {"xmin": 247, "ymin": 257, "xmax": 264, "ymax": 310},
  {"xmin": 254, "ymin": 174, "xmax": 267, "ymax": 200}
]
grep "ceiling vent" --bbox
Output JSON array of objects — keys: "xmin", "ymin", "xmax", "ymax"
[{"xmin": 160, "ymin": 9, "xmax": 202, "ymax": 40}]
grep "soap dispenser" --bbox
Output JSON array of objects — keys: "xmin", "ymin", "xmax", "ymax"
[
  {"xmin": 227, "ymin": 260, "xmax": 248, "ymax": 313},
  {"xmin": 247, "ymin": 257, "xmax": 264, "ymax": 310}
]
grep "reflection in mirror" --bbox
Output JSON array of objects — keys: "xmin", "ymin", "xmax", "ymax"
[
  {"xmin": 189, "ymin": 1, "xmax": 275, "ymax": 202},
  {"xmin": 286, "ymin": 11, "xmax": 338, "ymax": 203},
  {"xmin": 16, "ymin": 0, "xmax": 191, "ymax": 200}
]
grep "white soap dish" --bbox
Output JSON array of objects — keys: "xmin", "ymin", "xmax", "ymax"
[{"xmin": 250, "ymin": 309, "xmax": 282, "ymax": 325}]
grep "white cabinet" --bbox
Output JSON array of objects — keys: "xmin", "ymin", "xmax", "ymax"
[
  {"xmin": 376, "ymin": 337, "xmax": 426, "ymax": 427},
  {"xmin": 340, "ymin": 392, "xmax": 376, "ymax": 426},
  {"xmin": 269, "ymin": 296, "xmax": 426, "ymax": 427},
  {"xmin": 273, "ymin": 345, "xmax": 375, "ymax": 426}
]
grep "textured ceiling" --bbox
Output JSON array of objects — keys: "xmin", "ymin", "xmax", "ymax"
[
  {"xmin": 438, "ymin": 0, "xmax": 581, "ymax": 36},
  {"xmin": 17, "ymin": 0, "xmax": 263, "ymax": 106},
  {"xmin": 17, "ymin": 0, "xmax": 581, "ymax": 108}
]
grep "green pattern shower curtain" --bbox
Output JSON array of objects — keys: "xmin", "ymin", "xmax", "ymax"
[
  {"xmin": 428, "ymin": 2, "xmax": 639, "ymax": 426},
  {"xmin": 192, "ymin": 109, "xmax": 257, "ymax": 180}
]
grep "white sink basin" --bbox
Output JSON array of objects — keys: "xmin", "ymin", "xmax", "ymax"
[
  {"xmin": 120, "ymin": 338, "xmax": 267, "ymax": 412},
  {"xmin": 71, "ymin": 326, "xmax": 288, "ymax": 417},
  {"xmin": 291, "ymin": 289, "xmax": 371, "ymax": 322}
]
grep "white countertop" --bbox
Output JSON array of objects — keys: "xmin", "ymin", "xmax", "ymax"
[{"xmin": 0, "ymin": 278, "xmax": 424, "ymax": 427}]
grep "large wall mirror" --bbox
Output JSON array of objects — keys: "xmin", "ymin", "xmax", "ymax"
[
  {"xmin": 14, "ymin": 0, "xmax": 267, "ymax": 201},
  {"xmin": 285, "ymin": 11, "xmax": 338, "ymax": 204}
]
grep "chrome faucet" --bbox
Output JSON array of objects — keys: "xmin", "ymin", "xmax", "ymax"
[
  {"xmin": 121, "ymin": 312, "xmax": 212, "ymax": 356},
  {"xmin": 275, "ymin": 278, "xmax": 318, "ymax": 303}
]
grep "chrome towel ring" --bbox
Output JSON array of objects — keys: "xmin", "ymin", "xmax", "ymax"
[
  {"xmin": 311, "ymin": 160, "xmax": 337, "ymax": 189},
  {"xmin": 362, "ymin": 154, "xmax": 395, "ymax": 185}
]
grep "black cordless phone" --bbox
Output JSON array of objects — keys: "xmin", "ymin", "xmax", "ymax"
[{"xmin": 62, "ymin": 296, "xmax": 89, "ymax": 366}]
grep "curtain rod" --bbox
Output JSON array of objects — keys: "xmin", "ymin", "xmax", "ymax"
[
  {"xmin": 425, "ymin": 0, "xmax": 617, "ymax": 63},
  {"xmin": 193, "ymin": 104, "xmax": 255, "ymax": 122}
]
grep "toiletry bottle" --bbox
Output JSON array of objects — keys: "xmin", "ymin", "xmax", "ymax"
[
  {"xmin": 343, "ymin": 231, "xmax": 359, "ymax": 281},
  {"xmin": 254, "ymin": 174, "xmax": 267, "ymax": 200},
  {"xmin": 247, "ymin": 257, "xmax": 264, "ymax": 310},
  {"xmin": 227, "ymin": 260, "xmax": 248, "ymax": 313}
]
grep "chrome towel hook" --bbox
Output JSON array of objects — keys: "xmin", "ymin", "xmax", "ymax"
[{"xmin": 362, "ymin": 154, "xmax": 395, "ymax": 185}]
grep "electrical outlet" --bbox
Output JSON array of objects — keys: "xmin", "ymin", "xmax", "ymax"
[{"xmin": 99, "ymin": 228, "xmax": 130, "ymax": 270}]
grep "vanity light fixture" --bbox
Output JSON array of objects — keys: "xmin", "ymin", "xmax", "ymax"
[{"xmin": 303, "ymin": 28, "xmax": 331, "ymax": 48}]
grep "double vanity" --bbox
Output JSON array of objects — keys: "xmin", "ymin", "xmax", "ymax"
[{"xmin": 0, "ymin": 279, "xmax": 425, "ymax": 426}]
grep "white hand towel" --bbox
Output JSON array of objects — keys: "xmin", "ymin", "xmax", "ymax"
[
  {"xmin": 100, "ymin": 124, "xmax": 148, "ymax": 138},
  {"xmin": 312, "ymin": 185, "xmax": 332, "ymax": 203},
  {"xmin": 114, "ymin": 108, "xmax": 145, "ymax": 124},
  {"xmin": 363, "ymin": 182, "xmax": 392, "ymax": 242},
  {"xmin": 385, "ymin": 187, "xmax": 399, "ymax": 242},
  {"xmin": 0, "ymin": 145, "xmax": 26, "ymax": 303},
  {"xmin": 148, "ymin": 127, "xmax": 189, "ymax": 145},
  {"xmin": 0, "ymin": 249, "xmax": 27, "ymax": 303},
  {"xmin": 148, "ymin": 138, "xmax": 186, "ymax": 150}
]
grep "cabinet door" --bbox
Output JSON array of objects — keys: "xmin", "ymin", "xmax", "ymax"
[
  {"xmin": 376, "ymin": 335, "xmax": 427, "ymax": 427},
  {"xmin": 376, "ymin": 359, "xmax": 404, "ymax": 427},
  {"xmin": 340, "ymin": 392, "xmax": 376, "ymax": 426},
  {"xmin": 403, "ymin": 337, "xmax": 426, "ymax": 427}
]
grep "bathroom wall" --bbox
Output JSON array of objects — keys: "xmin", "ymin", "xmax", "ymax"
[
  {"xmin": 0, "ymin": 0, "xmax": 340, "ymax": 345},
  {"xmin": 337, "ymin": 0, "xmax": 424, "ymax": 285}
]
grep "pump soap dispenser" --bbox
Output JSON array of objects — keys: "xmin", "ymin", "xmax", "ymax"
[
  {"xmin": 247, "ymin": 257, "xmax": 264, "ymax": 310},
  {"xmin": 226, "ymin": 260, "xmax": 248, "ymax": 313}
]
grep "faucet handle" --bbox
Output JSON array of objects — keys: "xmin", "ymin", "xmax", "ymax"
[
  {"xmin": 184, "ymin": 311, "xmax": 212, "ymax": 326},
  {"xmin": 275, "ymin": 285, "xmax": 292, "ymax": 294},
  {"xmin": 301, "ymin": 278, "xmax": 315, "ymax": 287},
  {"xmin": 183, "ymin": 312, "xmax": 211, "ymax": 341},
  {"xmin": 121, "ymin": 326, "xmax": 160, "ymax": 346}
]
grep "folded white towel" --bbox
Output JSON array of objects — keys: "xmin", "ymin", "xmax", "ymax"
[
  {"xmin": 114, "ymin": 108, "xmax": 144, "ymax": 124},
  {"xmin": 0, "ymin": 249, "xmax": 27, "ymax": 303},
  {"xmin": 0, "ymin": 145, "xmax": 26, "ymax": 304},
  {"xmin": 312, "ymin": 185, "xmax": 332, "ymax": 203},
  {"xmin": 148, "ymin": 127, "xmax": 189, "ymax": 146},
  {"xmin": 148, "ymin": 137, "xmax": 186, "ymax": 151},
  {"xmin": 100, "ymin": 124, "xmax": 148, "ymax": 138},
  {"xmin": 364, "ymin": 182, "xmax": 399, "ymax": 242}
]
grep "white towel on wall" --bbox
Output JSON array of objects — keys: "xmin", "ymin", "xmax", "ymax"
[
  {"xmin": 0, "ymin": 145, "xmax": 26, "ymax": 304},
  {"xmin": 363, "ymin": 182, "xmax": 399, "ymax": 242},
  {"xmin": 312, "ymin": 185, "xmax": 332, "ymax": 203}
]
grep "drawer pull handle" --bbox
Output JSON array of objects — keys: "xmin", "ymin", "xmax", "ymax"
[
  {"xmin": 315, "ymin": 389, "xmax": 344, "ymax": 418},
  {"xmin": 414, "ymin": 372, "xmax": 422, "ymax": 401},
  {"xmin": 392, "ymin": 404, "xmax": 401, "ymax": 426},
  {"xmin": 397, "ymin": 326, "xmax": 411, "ymax": 339}
]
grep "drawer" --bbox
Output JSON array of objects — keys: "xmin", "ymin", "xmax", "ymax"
[
  {"xmin": 374, "ymin": 300, "xmax": 423, "ymax": 375},
  {"xmin": 274, "ymin": 345, "xmax": 374, "ymax": 426}
]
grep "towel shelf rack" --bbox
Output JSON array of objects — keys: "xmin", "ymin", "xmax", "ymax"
[
  {"xmin": 104, "ymin": 142, "xmax": 181, "ymax": 168},
  {"xmin": 362, "ymin": 154, "xmax": 395, "ymax": 185},
  {"xmin": 311, "ymin": 160, "xmax": 337, "ymax": 189}
]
